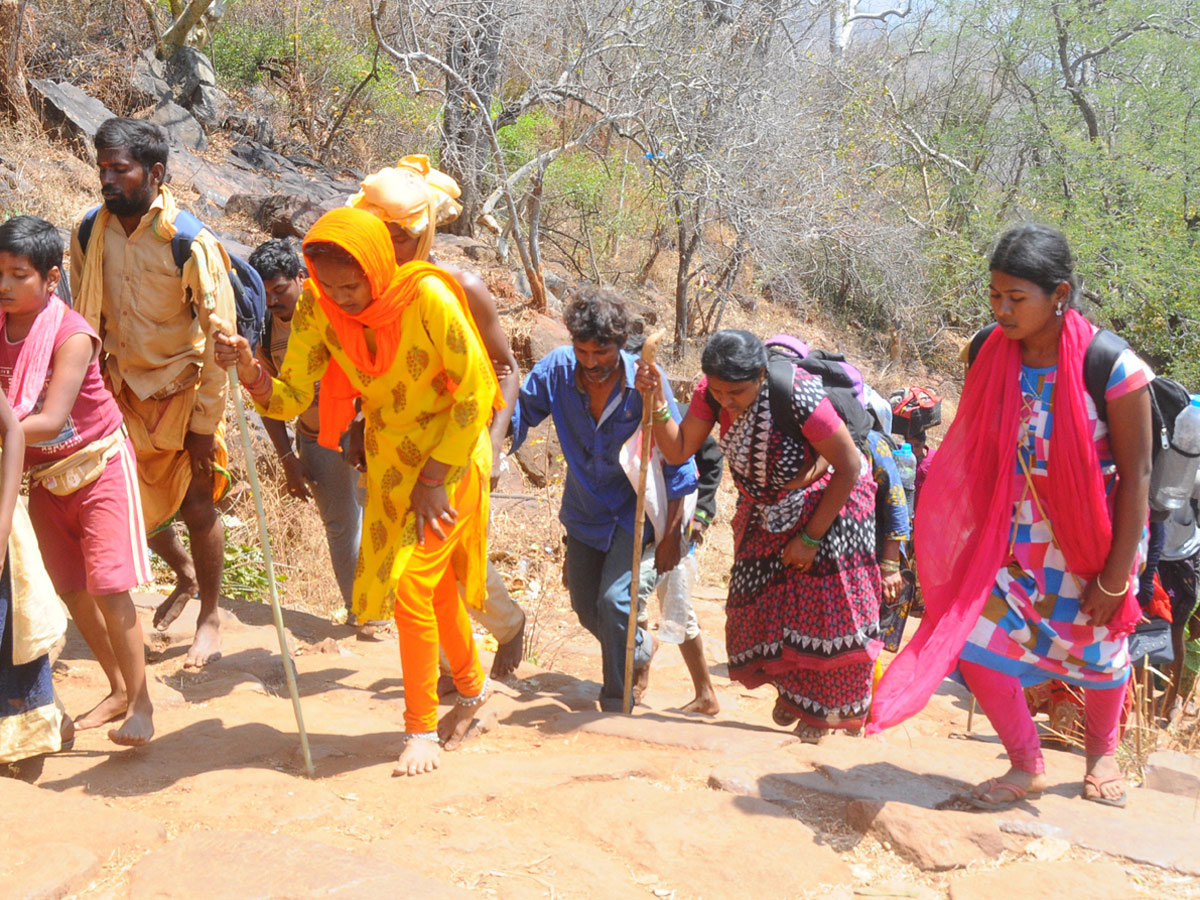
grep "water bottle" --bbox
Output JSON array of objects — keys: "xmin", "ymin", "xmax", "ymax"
[
  {"xmin": 894, "ymin": 442, "xmax": 917, "ymax": 491},
  {"xmin": 1151, "ymin": 396, "xmax": 1200, "ymax": 512},
  {"xmin": 894, "ymin": 442, "xmax": 917, "ymax": 518},
  {"xmin": 656, "ymin": 549, "xmax": 696, "ymax": 645}
]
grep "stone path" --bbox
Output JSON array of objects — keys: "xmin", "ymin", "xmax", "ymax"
[{"xmin": 7, "ymin": 586, "xmax": 1200, "ymax": 899}]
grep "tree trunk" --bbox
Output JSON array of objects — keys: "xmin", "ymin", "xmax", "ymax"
[
  {"xmin": 441, "ymin": 0, "xmax": 502, "ymax": 237},
  {"xmin": 0, "ymin": 0, "xmax": 33, "ymax": 124}
]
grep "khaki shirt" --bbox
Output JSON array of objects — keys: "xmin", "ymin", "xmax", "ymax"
[{"xmin": 69, "ymin": 193, "xmax": 236, "ymax": 434}]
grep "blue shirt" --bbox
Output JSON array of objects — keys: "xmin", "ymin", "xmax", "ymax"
[{"xmin": 512, "ymin": 346, "xmax": 698, "ymax": 551}]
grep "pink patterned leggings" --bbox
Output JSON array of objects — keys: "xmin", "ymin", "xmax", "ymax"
[{"xmin": 959, "ymin": 659, "xmax": 1125, "ymax": 774}]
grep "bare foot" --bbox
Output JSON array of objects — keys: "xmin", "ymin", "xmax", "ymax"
[
  {"xmin": 490, "ymin": 612, "xmax": 525, "ymax": 679},
  {"xmin": 392, "ymin": 736, "xmax": 441, "ymax": 776},
  {"xmin": 438, "ymin": 688, "xmax": 489, "ymax": 751},
  {"xmin": 152, "ymin": 580, "xmax": 199, "ymax": 631},
  {"xmin": 436, "ymin": 674, "xmax": 458, "ymax": 699},
  {"xmin": 74, "ymin": 692, "xmax": 127, "ymax": 730},
  {"xmin": 1082, "ymin": 755, "xmax": 1126, "ymax": 806},
  {"xmin": 108, "ymin": 708, "xmax": 155, "ymax": 747},
  {"xmin": 632, "ymin": 633, "xmax": 659, "ymax": 705},
  {"xmin": 971, "ymin": 766, "xmax": 1046, "ymax": 804},
  {"xmin": 183, "ymin": 613, "xmax": 222, "ymax": 669},
  {"xmin": 681, "ymin": 690, "xmax": 721, "ymax": 716}
]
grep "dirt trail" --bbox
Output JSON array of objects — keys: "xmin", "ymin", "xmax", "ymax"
[{"xmin": 6, "ymin": 565, "xmax": 1197, "ymax": 900}]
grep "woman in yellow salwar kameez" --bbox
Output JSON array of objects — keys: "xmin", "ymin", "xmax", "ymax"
[{"xmin": 215, "ymin": 207, "xmax": 501, "ymax": 775}]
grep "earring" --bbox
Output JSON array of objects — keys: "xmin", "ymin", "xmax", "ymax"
[{"xmin": 1055, "ymin": 304, "xmax": 1064, "ymax": 317}]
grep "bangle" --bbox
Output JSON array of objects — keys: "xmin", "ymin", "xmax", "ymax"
[
  {"xmin": 280, "ymin": 448, "xmax": 296, "ymax": 461},
  {"xmin": 246, "ymin": 363, "xmax": 271, "ymax": 396},
  {"xmin": 416, "ymin": 472, "xmax": 444, "ymax": 488},
  {"xmin": 1095, "ymin": 575, "xmax": 1129, "ymax": 598},
  {"xmin": 879, "ymin": 559, "xmax": 901, "ymax": 573},
  {"xmin": 799, "ymin": 529, "xmax": 823, "ymax": 549},
  {"xmin": 652, "ymin": 405, "xmax": 672, "ymax": 423}
]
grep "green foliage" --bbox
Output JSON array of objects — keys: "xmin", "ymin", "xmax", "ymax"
[
  {"xmin": 222, "ymin": 541, "xmax": 282, "ymax": 602},
  {"xmin": 497, "ymin": 108, "xmax": 555, "ymax": 169},
  {"xmin": 208, "ymin": 21, "xmax": 292, "ymax": 86},
  {"xmin": 878, "ymin": 0, "xmax": 1200, "ymax": 381}
]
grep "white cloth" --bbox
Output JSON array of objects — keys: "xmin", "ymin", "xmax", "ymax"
[
  {"xmin": 619, "ymin": 427, "xmax": 697, "ymax": 545},
  {"xmin": 10, "ymin": 495, "xmax": 67, "ymax": 665}
]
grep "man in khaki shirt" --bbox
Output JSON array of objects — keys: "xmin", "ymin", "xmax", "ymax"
[{"xmin": 71, "ymin": 118, "xmax": 236, "ymax": 672}]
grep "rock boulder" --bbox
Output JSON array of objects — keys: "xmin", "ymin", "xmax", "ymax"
[
  {"xmin": 27, "ymin": 79, "xmax": 117, "ymax": 162},
  {"xmin": 150, "ymin": 99, "xmax": 207, "ymax": 151},
  {"xmin": 847, "ymin": 799, "xmax": 1006, "ymax": 871}
]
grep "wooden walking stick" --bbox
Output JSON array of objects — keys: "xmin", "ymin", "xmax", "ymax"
[
  {"xmin": 215, "ymin": 319, "xmax": 315, "ymax": 777},
  {"xmin": 623, "ymin": 329, "xmax": 666, "ymax": 714}
]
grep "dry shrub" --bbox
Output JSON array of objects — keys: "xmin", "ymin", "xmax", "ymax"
[
  {"xmin": 0, "ymin": 123, "xmax": 96, "ymax": 230},
  {"xmin": 222, "ymin": 403, "xmax": 344, "ymax": 617}
]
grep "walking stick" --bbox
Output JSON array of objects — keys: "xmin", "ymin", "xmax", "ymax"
[
  {"xmin": 623, "ymin": 329, "xmax": 666, "ymax": 714},
  {"xmin": 218, "ymin": 322, "xmax": 315, "ymax": 777}
]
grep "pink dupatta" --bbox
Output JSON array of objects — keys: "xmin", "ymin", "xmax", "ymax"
[
  {"xmin": 868, "ymin": 309, "xmax": 1141, "ymax": 733},
  {"xmin": 0, "ymin": 294, "xmax": 67, "ymax": 419}
]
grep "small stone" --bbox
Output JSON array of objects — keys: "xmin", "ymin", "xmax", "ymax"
[{"xmin": 1024, "ymin": 835, "xmax": 1070, "ymax": 862}]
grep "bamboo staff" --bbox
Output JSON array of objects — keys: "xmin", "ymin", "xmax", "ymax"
[
  {"xmin": 217, "ymin": 320, "xmax": 314, "ymax": 777},
  {"xmin": 623, "ymin": 329, "xmax": 665, "ymax": 714}
]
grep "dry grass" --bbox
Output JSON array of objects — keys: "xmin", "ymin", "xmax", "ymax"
[{"xmin": 221, "ymin": 408, "xmax": 344, "ymax": 617}]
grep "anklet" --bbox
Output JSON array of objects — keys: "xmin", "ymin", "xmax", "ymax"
[
  {"xmin": 400, "ymin": 731, "xmax": 440, "ymax": 744},
  {"xmin": 455, "ymin": 677, "xmax": 489, "ymax": 707}
]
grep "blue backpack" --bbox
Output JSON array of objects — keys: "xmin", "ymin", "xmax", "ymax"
[{"xmin": 78, "ymin": 206, "xmax": 266, "ymax": 352}]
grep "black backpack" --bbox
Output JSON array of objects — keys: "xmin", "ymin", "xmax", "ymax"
[
  {"xmin": 705, "ymin": 339, "xmax": 873, "ymax": 449},
  {"xmin": 968, "ymin": 321, "xmax": 1192, "ymax": 468},
  {"xmin": 78, "ymin": 206, "xmax": 267, "ymax": 352}
]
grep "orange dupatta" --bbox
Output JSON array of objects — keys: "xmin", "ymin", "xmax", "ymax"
[{"xmin": 301, "ymin": 207, "xmax": 502, "ymax": 450}]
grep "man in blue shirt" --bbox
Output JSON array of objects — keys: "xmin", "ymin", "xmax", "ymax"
[{"xmin": 512, "ymin": 287, "xmax": 697, "ymax": 710}]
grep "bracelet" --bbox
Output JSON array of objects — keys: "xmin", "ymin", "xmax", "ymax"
[
  {"xmin": 455, "ymin": 677, "xmax": 489, "ymax": 708},
  {"xmin": 399, "ymin": 731, "xmax": 440, "ymax": 744},
  {"xmin": 1095, "ymin": 575, "xmax": 1130, "ymax": 598},
  {"xmin": 652, "ymin": 405, "xmax": 672, "ymax": 423},
  {"xmin": 879, "ymin": 559, "xmax": 901, "ymax": 573},
  {"xmin": 245, "ymin": 363, "xmax": 271, "ymax": 396},
  {"xmin": 416, "ymin": 472, "xmax": 444, "ymax": 488},
  {"xmin": 799, "ymin": 529, "xmax": 823, "ymax": 549},
  {"xmin": 280, "ymin": 449, "xmax": 296, "ymax": 461}
]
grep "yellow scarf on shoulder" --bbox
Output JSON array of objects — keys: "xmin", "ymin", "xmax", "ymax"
[{"xmin": 74, "ymin": 187, "xmax": 195, "ymax": 332}]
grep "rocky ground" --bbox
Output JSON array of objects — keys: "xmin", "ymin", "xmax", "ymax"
[
  {"xmin": 5, "ymin": 558, "xmax": 1200, "ymax": 900},
  {"xmin": 4, "ymin": 51, "xmax": 1199, "ymax": 900}
]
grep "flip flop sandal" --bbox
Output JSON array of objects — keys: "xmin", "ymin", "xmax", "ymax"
[
  {"xmin": 794, "ymin": 723, "xmax": 825, "ymax": 744},
  {"xmin": 1082, "ymin": 773, "xmax": 1128, "ymax": 808},
  {"xmin": 965, "ymin": 777, "xmax": 1040, "ymax": 811},
  {"xmin": 772, "ymin": 701, "xmax": 798, "ymax": 727}
]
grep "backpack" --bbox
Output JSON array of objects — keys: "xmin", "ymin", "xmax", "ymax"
[
  {"xmin": 967, "ymin": 321, "xmax": 1192, "ymax": 471},
  {"xmin": 706, "ymin": 337, "xmax": 873, "ymax": 449},
  {"xmin": 78, "ymin": 206, "xmax": 267, "ymax": 352}
]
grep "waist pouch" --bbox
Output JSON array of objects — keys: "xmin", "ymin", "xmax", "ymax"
[{"xmin": 30, "ymin": 426, "xmax": 126, "ymax": 496}]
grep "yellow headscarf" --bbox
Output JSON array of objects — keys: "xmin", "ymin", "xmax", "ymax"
[{"xmin": 347, "ymin": 155, "xmax": 463, "ymax": 263}]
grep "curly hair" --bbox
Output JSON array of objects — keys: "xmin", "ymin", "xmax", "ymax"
[
  {"xmin": 249, "ymin": 238, "xmax": 306, "ymax": 283},
  {"xmin": 563, "ymin": 285, "xmax": 630, "ymax": 347}
]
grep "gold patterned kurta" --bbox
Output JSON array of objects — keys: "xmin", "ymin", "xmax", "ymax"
[{"xmin": 256, "ymin": 278, "xmax": 493, "ymax": 621}]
